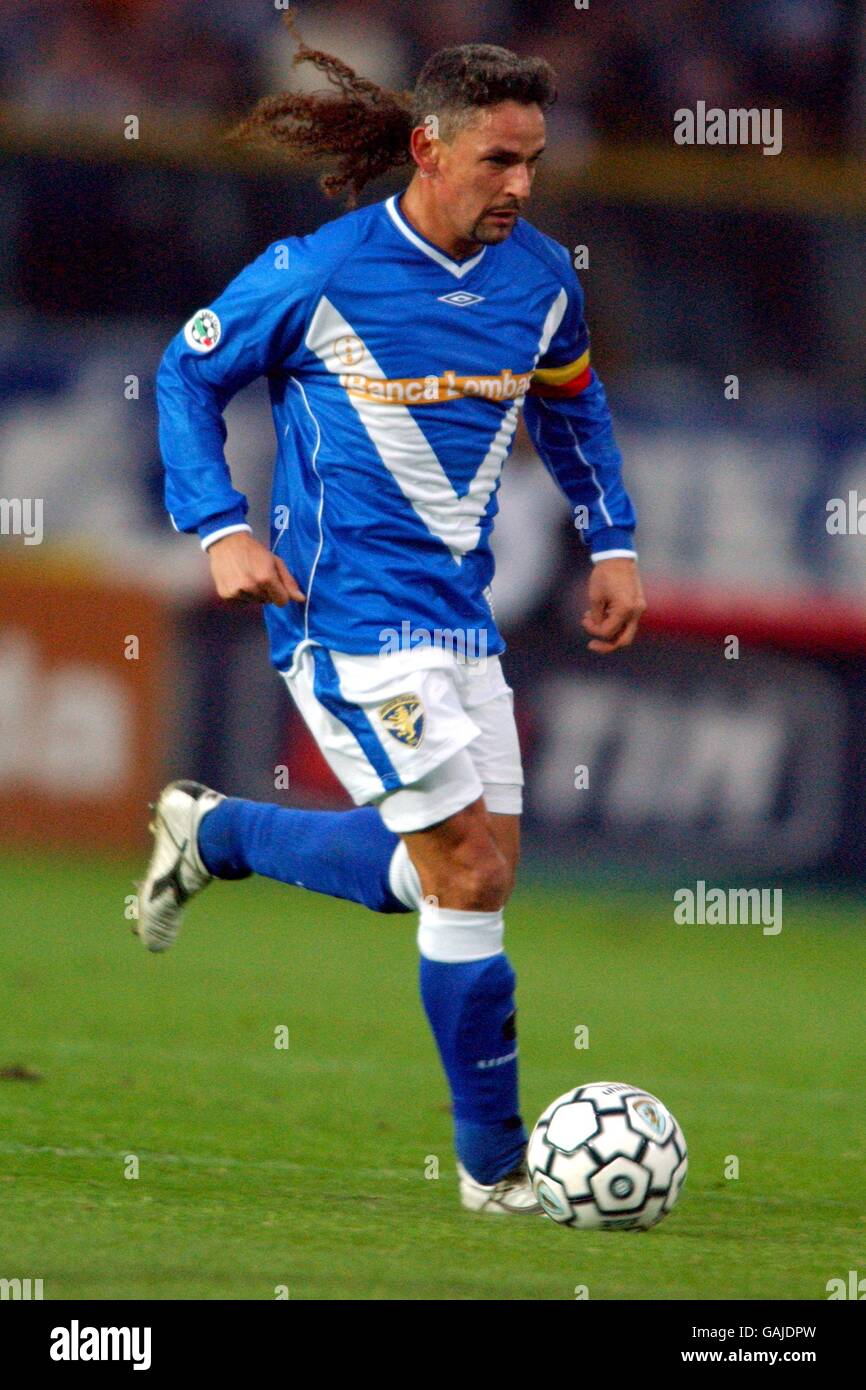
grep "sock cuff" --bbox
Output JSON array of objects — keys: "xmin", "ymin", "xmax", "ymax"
[{"xmin": 417, "ymin": 903, "xmax": 504, "ymax": 963}]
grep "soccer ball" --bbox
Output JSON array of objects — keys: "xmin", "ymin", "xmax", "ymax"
[{"xmin": 527, "ymin": 1081, "xmax": 687, "ymax": 1230}]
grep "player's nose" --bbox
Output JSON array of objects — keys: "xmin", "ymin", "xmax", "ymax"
[{"xmin": 503, "ymin": 166, "xmax": 532, "ymax": 200}]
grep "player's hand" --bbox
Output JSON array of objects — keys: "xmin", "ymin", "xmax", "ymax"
[
  {"xmin": 582, "ymin": 557, "xmax": 646, "ymax": 653},
  {"xmin": 206, "ymin": 532, "xmax": 305, "ymax": 607}
]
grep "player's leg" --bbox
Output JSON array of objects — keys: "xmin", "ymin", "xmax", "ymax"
[
  {"xmin": 134, "ymin": 782, "xmax": 414, "ymax": 951},
  {"xmin": 133, "ymin": 644, "xmax": 473, "ymax": 950},
  {"xmin": 487, "ymin": 811, "xmax": 520, "ymax": 900},
  {"xmin": 406, "ymin": 658, "xmax": 530, "ymax": 1206},
  {"xmin": 454, "ymin": 654, "xmax": 523, "ymax": 903},
  {"xmin": 191, "ymin": 637, "xmax": 487, "ymax": 917},
  {"xmin": 135, "ymin": 652, "xmax": 518, "ymax": 954},
  {"xmin": 374, "ymin": 728, "xmax": 534, "ymax": 1209},
  {"xmin": 402, "ymin": 796, "xmax": 510, "ymax": 909}
]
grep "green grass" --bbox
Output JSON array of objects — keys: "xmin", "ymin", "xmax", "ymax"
[{"xmin": 1, "ymin": 850, "xmax": 864, "ymax": 1300}]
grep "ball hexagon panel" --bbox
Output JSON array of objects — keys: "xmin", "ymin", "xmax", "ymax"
[
  {"xmin": 546, "ymin": 1100, "xmax": 599, "ymax": 1154},
  {"xmin": 571, "ymin": 1203, "xmax": 616, "ymax": 1230},
  {"xmin": 535, "ymin": 1088, "xmax": 582, "ymax": 1127},
  {"xmin": 663, "ymin": 1155, "xmax": 688, "ymax": 1211},
  {"xmin": 589, "ymin": 1113, "xmax": 646, "ymax": 1162},
  {"xmin": 572, "ymin": 1202, "xmax": 653, "ymax": 1231},
  {"xmin": 642, "ymin": 1137, "xmax": 682, "ymax": 1190},
  {"xmin": 531, "ymin": 1172, "xmax": 574, "ymax": 1225},
  {"xmin": 589, "ymin": 1155, "xmax": 651, "ymax": 1214},
  {"xmin": 548, "ymin": 1143, "xmax": 599, "ymax": 1199},
  {"xmin": 631, "ymin": 1194, "xmax": 668, "ymax": 1230},
  {"xmin": 626, "ymin": 1093, "xmax": 674, "ymax": 1144}
]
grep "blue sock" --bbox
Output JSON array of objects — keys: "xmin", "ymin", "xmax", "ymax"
[
  {"xmin": 419, "ymin": 954, "xmax": 527, "ymax": 1183},
  {"xmin": 197, "ymin": 799, "xmax": 410, "ymax": 914}
]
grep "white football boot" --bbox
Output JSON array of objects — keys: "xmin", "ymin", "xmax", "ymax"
[
  {"xmin": 134, "ymin": 780, "xmax": 223, "ymax": 952},
  {"xmin": 457, "ymin": 1158, "xmax": 543, "ymax": 1215}
]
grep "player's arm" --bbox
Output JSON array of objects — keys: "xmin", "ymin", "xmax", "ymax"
[
  {"xmin": 156, "ymin": 243, "xmax": 305, "ymax": 606},
  {"xmin": 523, "ymin": 260, "xmax": 644, "ymax": 652}
]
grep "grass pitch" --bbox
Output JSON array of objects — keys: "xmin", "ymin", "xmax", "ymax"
[{"xmin": 0, "ymin": 849, "xmax": 863, "ymax": 1300}]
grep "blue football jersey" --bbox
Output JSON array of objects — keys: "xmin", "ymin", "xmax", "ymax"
[{"xmin": 157, "ymin": 193, "xmax": 636, "ymax": 671}]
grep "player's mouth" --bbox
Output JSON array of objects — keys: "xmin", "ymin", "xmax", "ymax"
[{"xmin": 486, "ymin": 208, "xmax": 519, "ymax": 222}]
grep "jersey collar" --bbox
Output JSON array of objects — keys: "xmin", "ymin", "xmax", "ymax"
[{"xmin": 385, "ymin": 194, "xmax": 487, "ymax": 280}]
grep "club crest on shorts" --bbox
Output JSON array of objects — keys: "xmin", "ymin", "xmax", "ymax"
[
  {"xmin": 378, "ymin": 692, "xmax": 424, "ymax": 748},
  {"xmin": 184, "ymin": 308, "xmax": 221, "ymax": 353}
]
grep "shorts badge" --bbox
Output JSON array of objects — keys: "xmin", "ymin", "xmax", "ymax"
[{"xmin": 378, "ymin": 692, "xmax": 424, "ymax": 748}]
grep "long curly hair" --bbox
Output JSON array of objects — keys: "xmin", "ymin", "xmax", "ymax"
[{"xmin": 227, "ymin": 10, "xmax": 556, "ymax": 206}]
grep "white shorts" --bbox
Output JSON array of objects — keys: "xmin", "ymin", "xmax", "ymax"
[{"xmin": 281, "ymin": 641, "xmax": 523, "ymax": 832}]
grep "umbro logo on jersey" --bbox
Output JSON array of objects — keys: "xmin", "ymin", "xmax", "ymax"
[{"xmin": 438, "ymin": 291, "xmax": 485, "ymax": 307}]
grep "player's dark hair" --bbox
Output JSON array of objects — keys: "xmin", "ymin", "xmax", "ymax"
[{"xmin": 227, "ymin": 11, "xmax": 556, "ymax": 206}]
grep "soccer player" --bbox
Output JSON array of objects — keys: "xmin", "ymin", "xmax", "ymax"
[{"xmin": 142, "ymin": 34, "xmax": 644, "ymax": 1215}]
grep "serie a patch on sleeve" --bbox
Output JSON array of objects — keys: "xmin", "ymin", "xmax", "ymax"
[
  {"xmin": 183, "ymin": 308, "xmax": 222, "ymax": 353},
  {"xmin": 529, "ymin": 349, "xmax": 591, "ymax": 398}
]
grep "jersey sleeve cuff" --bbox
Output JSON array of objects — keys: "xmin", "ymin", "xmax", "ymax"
[
  {"xmin": 587, "ymin": 527, "xmax": 637, "ymax": 562},
  {"xmin": 198, "ymin": 508, "xmax": 252, "ymax": 551}
]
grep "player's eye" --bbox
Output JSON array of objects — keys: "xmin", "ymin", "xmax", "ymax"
[{"xmin": 486, "ymin": 154, "xmax": 544, "ymax": 167}]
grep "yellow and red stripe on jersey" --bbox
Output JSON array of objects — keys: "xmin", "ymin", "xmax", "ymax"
[{"xmin": 529, "ymin": 349, "xmax": 591, "ymax": 398}]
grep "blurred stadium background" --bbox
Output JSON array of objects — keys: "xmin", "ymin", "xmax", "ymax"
[{"xmin": 2, "ymin": 0, "xmax": 865, "ymax": 882}]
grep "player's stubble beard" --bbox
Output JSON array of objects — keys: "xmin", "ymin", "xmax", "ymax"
[{"xmin": 464, "ymin": 204, "xmax": 523, "ymax": 248}]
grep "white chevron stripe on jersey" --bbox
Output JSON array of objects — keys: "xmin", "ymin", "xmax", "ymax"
[
  {"xmin": 306, "ymin": 295, "xmax": 516, "ymax": 562},
  {"xmin": 534, "ymin": 287, "xmax": 569, "ymax": 365}
]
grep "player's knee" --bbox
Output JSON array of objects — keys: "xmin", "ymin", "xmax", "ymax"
[{"xmin": 449, "ymin": 835, "xmax": 510, "ymax": 910}]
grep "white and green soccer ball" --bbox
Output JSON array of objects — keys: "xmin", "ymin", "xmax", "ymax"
[{"xmin": 527, "ymin": 1081, "xmax": 687, "ymax": 1230}]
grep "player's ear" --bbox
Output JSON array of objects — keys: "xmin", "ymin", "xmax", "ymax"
[{"xmin": 409, "ymin": 121, "xmax": 440, "ymax": 178}]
